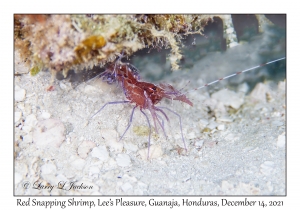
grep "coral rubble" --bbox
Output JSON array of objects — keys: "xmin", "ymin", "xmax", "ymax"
[{"xmin": 14, "ymin": 14, "xmax": 212, "ymax": 76}]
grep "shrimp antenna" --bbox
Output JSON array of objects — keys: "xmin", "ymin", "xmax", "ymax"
[
  {"xmin": 183, "ymin": 57, "xmax": 286, "ymax": 95},
  {"xmin": 112, "ymin": 50, "xmax": 126, "ymax": 77},
  {"xmin": 78, "ymin": 50, "xmax": 127, "ymax": 87},
  {"xmin": 178, "ymin": 80, "xmax": 191, "ymax": 92}
]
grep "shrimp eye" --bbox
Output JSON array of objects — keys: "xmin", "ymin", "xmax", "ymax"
[{"xmin": 146, "ymin": 85, "xmax": 157, "ymax": 94}]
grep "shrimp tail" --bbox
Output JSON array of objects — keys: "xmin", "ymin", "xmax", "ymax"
[{"xmin": 159, "ymin": 83, "xmax": 193, "ymax": 106}]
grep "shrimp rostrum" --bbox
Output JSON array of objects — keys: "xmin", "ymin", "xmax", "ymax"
[{"xmin": 90, "ymin": 60, "xmax": 193, "ymax": 159}]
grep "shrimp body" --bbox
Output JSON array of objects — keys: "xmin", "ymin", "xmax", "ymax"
[
  {"xmin": 104, "ymin": 61, "xmax": 192, "ymax": 112},
  {"xmin": 95, "ymin": 60, "xmax": 192, "ymax": 158},
  {"xmin": 104, "ymin": 62, "xmax": 193, "ymax": 108}
]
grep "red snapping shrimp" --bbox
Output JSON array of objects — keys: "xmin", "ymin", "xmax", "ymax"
[
  {"xmin": 90, "ymin": 56, "xmax": 286, "ymax": 159},
  {"xmin": 90, "ymin": 60, "xmax": 193, "ymax": 159}
]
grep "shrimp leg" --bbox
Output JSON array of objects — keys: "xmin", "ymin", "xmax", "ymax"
[
  {"xmin": 140, "ymin": 109, "xmax": 152, "ymax": 160},
  {"xmin": 119, "ymin": 105, "xmax": 137, "ymax": 141},
  {"xmin": 157, "ymin": 106, "xmax": 187, "ymax": 153},
  {"xmin": 90, "ymin": 100, "xmax": 130, "ymax": 119}
]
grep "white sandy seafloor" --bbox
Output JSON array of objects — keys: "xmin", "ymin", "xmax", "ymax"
[{"xmin": 14, "ymin": 27, "xmax": 286, "ymax": 196}]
